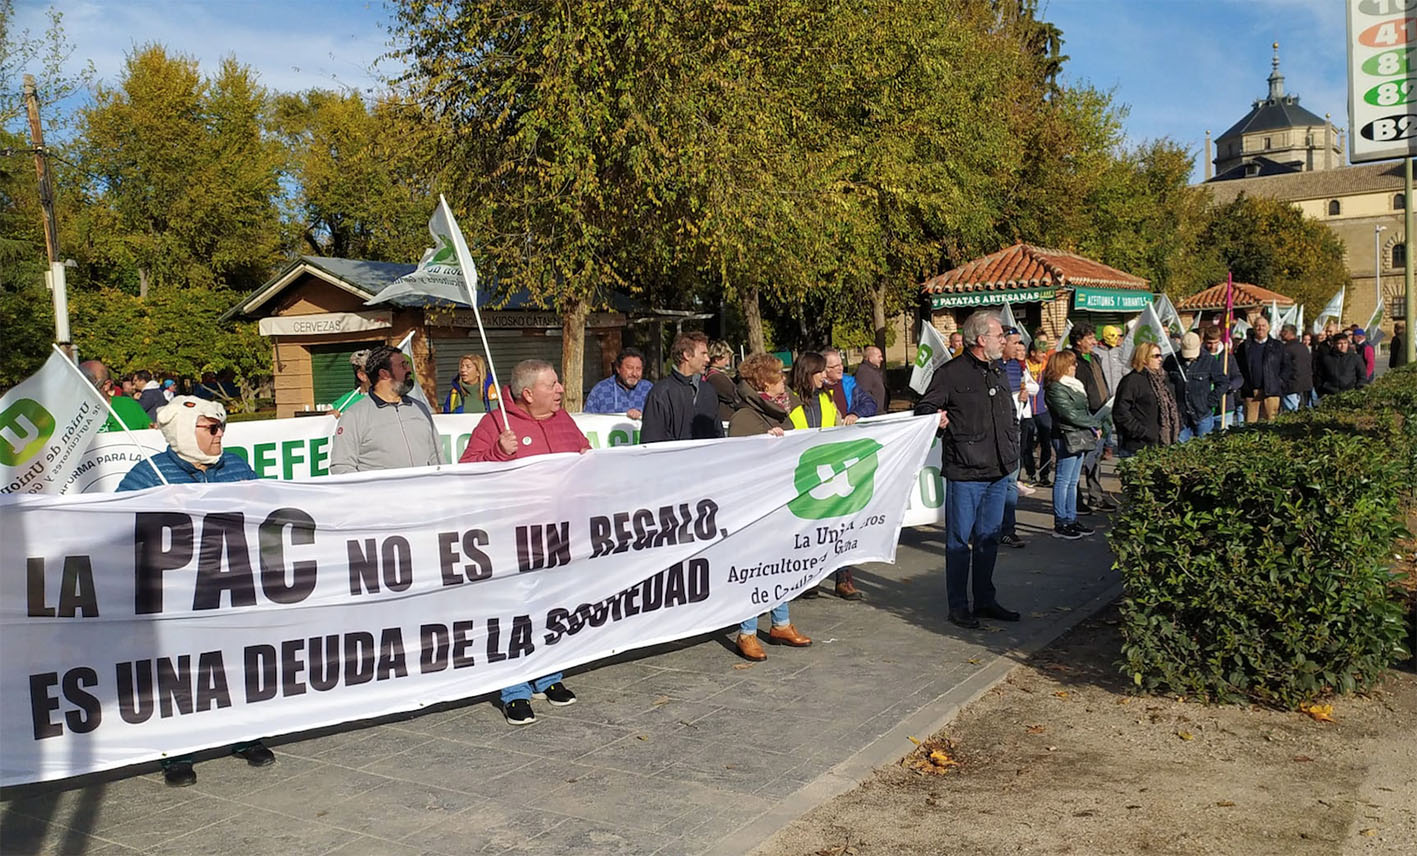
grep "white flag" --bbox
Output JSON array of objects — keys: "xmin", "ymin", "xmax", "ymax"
[
  {"xmin": 397, "ymin": 329, "xmax": 431, "ymax": 407},
  {"xmin": 1313, "ymin": 288, "xmax": 1345, "ymax": 333},
  {"xmin": 999, "ymin": 302, "xmax": 1031, "ymax": 349},
  {"xmin": 0, "ymin": 350, "xmax": 108, "ymax": 496},
  {"xmin": 1154, "ymin": 293, "xmax": 1184, "ymax": 335},
  {"xmin": 1232, "ymin": 316, "xmax": 1251, "ymax": 339},
  {"xmin": 1120, "ymin": 303, "xmax": 1176, "ymax": 366},
  {"xmin": 1054, "ymin": 321, "xmax": 1073, "ymax": 352},
  {"xmin": 368, "ymin": 197, "xmax": 479, "ymax": 308},
  {"xmin": 909, "ymin": 321, "xmax": 950, "ymax": 394}
]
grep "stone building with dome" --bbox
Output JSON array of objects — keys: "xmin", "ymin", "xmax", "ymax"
[{"xmin": 1200, "ymin": 45, "xmax": 1405, "ymax": 334}]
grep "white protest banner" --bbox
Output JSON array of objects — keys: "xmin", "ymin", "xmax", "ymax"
[
  {"xmin": 0, "ymin": 415, "xmax": 938, "ymax": 785},
  {"xmin": 909, "ymin": 321, "xmax": 950, "ymax": 394},
  {"xmin": 1, "ymin": 350, "xmax": 108, "ymax": 496},
  {"xmin": 1153, "ymin": 293, "xmax": 1183, "ymax": 336},
  {"xmin": 1119, "ymin": 303, "xmax": 1176, "ymax": 366},
  {"xmin": 1314, "ymin": 288, "xmax": 1345, "ymax": 333}
]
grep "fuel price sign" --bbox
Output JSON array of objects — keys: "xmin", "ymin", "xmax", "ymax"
[{"xmin": 1349, "ymin": 0, "xmax": 1417, "ymax": 161}]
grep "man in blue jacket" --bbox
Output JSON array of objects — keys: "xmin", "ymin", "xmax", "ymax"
[
  {"xmin": 1234, "ymin": 316, "xmax": 1293, "ymax": 423},
  {"xmin": 1164, "ymin": 332, "xmax": 1227, "ymax": 440},
  {"xmin": 116, "ymin": 397, "xmax": 275, "ymax": 786}
]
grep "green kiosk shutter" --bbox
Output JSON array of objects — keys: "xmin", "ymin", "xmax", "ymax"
[{"xmin": 310, "ymin": 341, "xmax": 382, "ymax": 407}]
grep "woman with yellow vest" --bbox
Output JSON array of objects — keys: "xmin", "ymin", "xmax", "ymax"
[
  {"xmin": 786, "ymin": 352, "xmax": 839, "ymax": 429},
  {"xmin": 784, "ymin": 352, "xmax": 862, "ymax": 599}
]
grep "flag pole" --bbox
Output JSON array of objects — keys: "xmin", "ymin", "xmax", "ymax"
[
  {"xmin": 51, "ymin": 344, "xmax": 169, "ymax": 486},
  {"xmin": 1221, "ymin": 273, "xmax": 1233, "ymax": 431},
  {"xmin": 438, "ymin": 195, "xmax": 511, "ymax": 433}
]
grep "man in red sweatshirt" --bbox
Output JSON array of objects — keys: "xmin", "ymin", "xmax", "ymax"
[{"xmin": 460, "ymin": 359, "xmax": 590, "ymax": 726}]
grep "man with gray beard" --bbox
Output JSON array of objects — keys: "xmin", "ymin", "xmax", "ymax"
[
  {"xmin": 330, "ymin": 344, "xmax": 442, "ymax": 474},
  {"xmin": 913, "ymin": 311, "xmax": 1021, "ymax": 629}
]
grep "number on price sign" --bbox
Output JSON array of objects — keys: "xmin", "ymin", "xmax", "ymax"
[
  {"xmin": 1360, "ymin": 17, "xmax": 1417, "ymax": 46},
  {"xmin": 1361, "ymin": 112, "xmax": 1417, "ymax": 141},
  {"xmin": 1365, "ymin": 78, "xmax": 1417, "ymax": 104},
  {"xmin": 1359, "ymin": 0, "xmax": 1417, "ymax": 15},
  {"xmin": 1362, "ymin": 48, "xmax": 1416, "ymax": 77}
]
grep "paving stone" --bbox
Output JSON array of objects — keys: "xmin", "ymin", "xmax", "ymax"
[
  {"xmin": 358, "ymin": 738, "xmax": 540, "ymax": 796},
  {"xmin": 539, "ymin": 768, "xmax": 745, "ymax": 833},
  {"xmin": 236, "ymin": 765, "xmax": 388, "ymax": 820},
  {"xmin": 505, "ymin": 818, "xmax": 668, "ymax": 856},
  {"xmin": 397, "ymin": 798, "xmax": 571, "ymax": 854},
  {"xmin": 155, "ymin": 807, "xmax": 358, "ymax": 856},
  {"xmin": 88, "ymin": 794, "xmax": 247, "ymax": 851}
]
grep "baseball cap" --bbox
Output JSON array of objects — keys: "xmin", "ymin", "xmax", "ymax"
[
  {"xmin": 1352, "ymin": 328, "xmax": 1367, "ymax": 337},
  {"xmin": 1180, "ymin": 332, "xmax": 1201, "ymax": 358}
]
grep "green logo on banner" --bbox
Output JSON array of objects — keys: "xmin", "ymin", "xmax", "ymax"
[
  {"xmin": 0, "ymin": 398, "xmax": 56, "ymax": 466},
  {"xmin": 914, "ymin": 344, "xmax": 933, "ymax": 369},
  {"xmin": 788, "ymin": 438, "xmax": 882, "ymax": 519}
]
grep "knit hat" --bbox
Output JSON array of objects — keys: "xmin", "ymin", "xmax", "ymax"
[
  {"xmin": 350, "ymin": 349, "xmax": 372, "ymax": 369},
  {"xmin": 1180, "ymin": 331, "xmax": 1201, "ymax": 359},
  {"xmin": 155, "ymin": 396, "xmax": 226, "ymax": 465}
]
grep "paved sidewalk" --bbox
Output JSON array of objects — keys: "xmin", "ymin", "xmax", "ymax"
[{"xmin": 2, "ymin": 484, "xmax": 1121, "ymax": 856}]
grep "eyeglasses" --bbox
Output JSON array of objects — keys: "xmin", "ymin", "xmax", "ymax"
[{"xmin": 199, "ymin": 423, "xmax": 226, "ymax": 435}]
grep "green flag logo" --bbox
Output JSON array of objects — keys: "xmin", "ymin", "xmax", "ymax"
[
  {"xmin": 914, "ymin": 344, "xmax": 933, "ymax": 369},
  {"xmin": 788, "ymin": 438, "xmax": 882, "ymax": 519},
  {"xmin": 0, "ymin": 398, "xmax": 56, "ymax": 467},
  {"xmin": 427, "ymin": 232, "xmax": 458, "ymax": 267}
]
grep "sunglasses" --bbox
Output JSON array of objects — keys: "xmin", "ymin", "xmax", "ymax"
[{"xmin": 199, "ymin": 422, "xmax": 226, "ymax": 435}]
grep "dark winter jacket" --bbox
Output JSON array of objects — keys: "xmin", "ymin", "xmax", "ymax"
[
  {"xmin": 640, "ymin": 368, "xmax": 724, "ymax": 443},
  {"xmin": 1282, "ymin": 338, "xmax": 1313, "ymax": 395},
  {"xmin": 1235, "ymin": 335, "xmax": 1292, "ymax": 398},
  {"xmin": 1068, "ymin": 347, "xmax": 1108, "ymax": 412},
  {"xmin": 727, "ymin": 381, "xmax": 797, "ymax": 437},
  {"xmin": 705, "ymin": 370, "xmax": 741, "ymax": 423},
  {"xmin": 1163, "ymin": 350, "xmax": 1226, "ymax": 428},
  {"xmin": 1217, "ymin": 348, "xmax": 1245, "ymax": 413},
  {"xmin": 1113, "ymin": 370, "xmax": 1172, "ymax": 452},
  {"xmin": 1044, "ymin": 377, "xmax": 1099, "ymax": 457},
  {"xmin": 1314, "ymin": 347, "xmax": 1366, "ymax": 396},
  {"xmin": 852, "ymin": 361, "xmax": 889, "ymax": 414},
  {"xmin": 913, "ymin": 351, "xmax": 1019, "ymax": 481}
]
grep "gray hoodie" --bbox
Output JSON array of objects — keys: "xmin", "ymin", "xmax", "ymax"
[{"xmin": 329, "ymin": 394, "xmax": 442, "ymax": 474}]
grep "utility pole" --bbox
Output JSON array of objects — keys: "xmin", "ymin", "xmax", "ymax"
[
  {"xmin": 1407, "ymin": 158, "xmax": 1415, "ymax": 365},
  {"xmin": 23, "ymin": 73, "xmax": 73, "ymax": 359}
]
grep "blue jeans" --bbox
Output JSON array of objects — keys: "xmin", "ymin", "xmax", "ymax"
[
  {"xmin": 740, "ymin": 602, "xmax": 790, "ymax": 635},
  {"xmin": 1052, "ymin": 445, "xmax": 1083, "ymax": 526},
  {"xmin": 1002, "ymin": 467, "xmax": 1020, "ymax": 537},
  {"xmin": 1178, "ymin": 414, "xmax": 1215, "ymax": 442},
  {"xmin": 500, "ymin": 673, "xmax": 563, "ymax": 704},
  {"xmin": 1281, "ymin": 393, "xmax": 1303, "ymax": 412},
  {"xmin": 943, "ymin": 477, "xmax": 1009, "ymax": 612}
]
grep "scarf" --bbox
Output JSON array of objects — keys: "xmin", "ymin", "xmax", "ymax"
[
  {"xmin": 1147, "ymin": 368, "xmax": 1179, "ymax": 446},
  {"xmin": 762, "ymin": 390, "xmax": 790, "ymax": 410}
]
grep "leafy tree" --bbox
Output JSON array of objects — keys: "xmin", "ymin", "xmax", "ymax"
[
  {"xmin": 273, "ymin": 90, "xmax": 433, "ymax": 262},
  {"xmin": 77, "ymin": 46, "xmax": 284, "ymax": 296},
  {"xmin": 1202, "ymin": 194, "xmax": 1348, "ymax": 315}
]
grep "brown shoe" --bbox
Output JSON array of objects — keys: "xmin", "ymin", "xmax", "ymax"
[
  {"xmin": 736, "ymin": 633, "xmax": 767, "ymax": 661},
  {"xmin": 768, "ymin": 624, "xmax": 812, "ymax": 647},
  {"xmin": 835, "ymin": 579, "xmax": 863, "ymax": 600}
]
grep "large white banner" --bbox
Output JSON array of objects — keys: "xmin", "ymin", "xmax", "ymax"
[
  {"xmin": 65, "ymin": 412, "xmax": 949, "ymax": 528},
  {"xmin": 1, "ymin": 350, "xmax": 107, "ymax": 497},
  {"xmin": 0, "ymin": 416, "xmax": 937, "ymax": 785}
]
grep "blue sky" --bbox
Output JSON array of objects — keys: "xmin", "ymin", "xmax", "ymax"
[{"xmin": 15, "ymin": 0, "xmax": 1345, "ymax": 180}]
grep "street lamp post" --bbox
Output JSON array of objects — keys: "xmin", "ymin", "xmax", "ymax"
[{"xmin": 1375, "ymin": 225, "xmax": 1386, "ymax": 331}]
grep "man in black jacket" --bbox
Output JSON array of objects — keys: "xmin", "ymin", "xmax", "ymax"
[
  {"xmin": 914, "ymin": 310, "xmax": 1021, "ymax": 629},
  {"xmin": 1164, "ymin": 332, "xmax": 1226, "ymax": 440},
  {"xmin": 1315, "ymin": 333, "xmax": 1366, "ymax": 396},
  {"xmin": 1279, "ymin": 323, "xmax": 1313, "ymax": 411},
  {"xmin": 1067, "ymin": 324, "xmax": 1117, "ymax": 513},
  {"xmin": 1234, "ymin": 316, "xmax": 1292, "ymax": 422},
  {"xmin": 640, "ymin": 331, "xmax": 722, "ymax": 443}
]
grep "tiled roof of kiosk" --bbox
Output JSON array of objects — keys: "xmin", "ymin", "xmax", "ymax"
[
  {"xmin": 922, "ymin": 243, "xmax": 1149, "ymax": 294},
  {"xmin": 1176, "ymin": 282, "xmax": 1295, "ymax": 311}
]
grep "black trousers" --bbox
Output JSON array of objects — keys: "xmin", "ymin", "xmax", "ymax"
[{"xmin": 1021, "ymin": 413, "xmax": 1053, "ymax": 478}]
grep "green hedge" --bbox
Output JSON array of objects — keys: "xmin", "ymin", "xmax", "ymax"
[{"xmin": 1112, "ymin": 365, "xmax": 1416, "ymax": 707}]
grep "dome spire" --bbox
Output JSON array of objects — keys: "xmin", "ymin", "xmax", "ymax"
[{"xmin": 1268, "ymin": 42, "xmax": 1284, "ymax": 101}]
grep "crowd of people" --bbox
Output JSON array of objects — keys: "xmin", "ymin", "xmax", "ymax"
[
  {"xmin": 77, "ymin": 310, "xmax": 1404, "ymax": 783},
  {"xmin": 82, "ymin": 365, "xmax": 246, "ymax": 433}
]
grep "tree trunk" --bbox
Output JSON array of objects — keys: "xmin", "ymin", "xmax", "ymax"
[
  {"xmin": 871, "ymin": 281, "xmax": 888, "ymax": 353},
  {"xmin": 742, "ymin": 286, "xmax": 766, "ymax": 353},
  {"xmin": 561, "ymin": 296, "xmax": 588, "ymax": 412},
  {"xmin": 138, "ymin": 267, "xmax": 150, "ymax": 299}
]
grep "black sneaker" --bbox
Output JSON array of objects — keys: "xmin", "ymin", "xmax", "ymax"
[
  {"xmin": 1097, "ymin": 496, "xmax": 1120, "ymax": 512},
  {"xmin": 161, "ymin": 758, "xmax": 196, "ymax": 787},
  {"xmin": 1052, "ymin": 525, "xmax": 1082, "ymax": 540},
  {"xmin": 533, "ymin": 682, "xmax": 577, "ymax": 706},
  {"xmin": 503, "ymin": 699, "xmax": 537, "ymax": 726},
  {"xmin": 999, "ymin": 533, "xmax": 1025, "ymax": 549},
  {"xmin": 1069, "ymin": 521, "xmax": 1095, "ymax": 536}
]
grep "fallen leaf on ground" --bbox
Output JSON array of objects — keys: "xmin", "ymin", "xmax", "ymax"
[
  {"xmin": 1026, "ymin": 725, "xmax": 1046, "ymax": 734},
  {"xmin": 1216, "ymin": 800, "xmax": 1235, "ymax": 807},
  {"xmin": 1053, "ymin": 691, "xmax": 1069, "ymax": 699},
  {"xmin": 902, "ymin": 738, "xmax": 960, "ymax": 775},
  {"xmin": 968, "ymin": 657, "xmax": 982, "ymax": 664},
  {"xmin": 1300, "ymin": 702, "xmax": 1336, "ymax": 723},
  {"xmin": 1293, "ymin": 755, "xmax": 1314, "ymax": 762},
  {"xmin": 731, "ymin": 663, "xmax": 754, "ymax": 670},
  {"xmin": 1176, "ymin": 730, "xmax": 1194, "ymax": 741},
  {"xmin": 1360, "ymin": 828, "xmax": 1377, "ymax": 837},
  {"xmin": 651, "ymin": 695, "xmax": 670, "ymax": 706}
]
